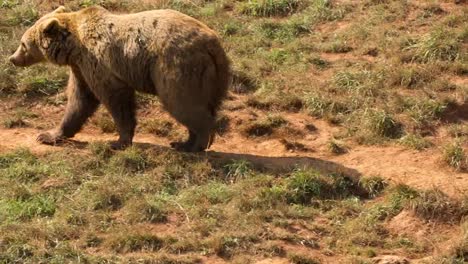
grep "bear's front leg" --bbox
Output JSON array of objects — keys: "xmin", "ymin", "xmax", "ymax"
[{"xmin": 37, "ymin": 69, "xmax": 100, "ymax": 145}]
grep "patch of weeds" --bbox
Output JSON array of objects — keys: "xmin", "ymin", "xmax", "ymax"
[
  {"xmin": 418, "ymin": 3, "xmax": 445, "ymax": 19},
  {"xmin": 0, "ymin": 194, "xmax": 56, "ymax": 222},
  {"xmin": 242, "ymin": 114, "xmax": 287, "ymax": 137},
  {"xmin": 443, "ymin": 13, "xmax": 468, "ymax": 28},
  {"xmin": 429, "ymin": 79, "xmax": 458, "ymax": 92},
  {"xmin": 0, "ymin": 148, "xmax": 36, "ymax": 167},
  {"xmin": 140, "ymin": 119, "xmax": 173, "ymax": 137},
  {"xmin": 334, "ymin": 71, "xmax": 361, "ymax": 90},
  {"xmin": 366, "ymin": 109, "xmax": 402, "ymax": 139},
  {"xmin": 89, "ymin": 141, "xmax": 113, "ymax": 160},
  {"xmin": 180, "ymin": 182, "xmax": 234, "ymax": 205},
  {"xmin": 123, "ymin": 197, "xmax": 168, "ymax": 223},
  {"xmin": 88, "ymin": 178, "xmax": 131, "ymax": 211},
  {"xmin": 386, "ymin": 184, "xmax": 420, "ymax": 216},
  {"xmin": 213, "ymin": 235, "xmax": 259, "ymax": 259},
  {"xmin": 363, "ymin": 184, "xmax": 418, "ymax": 223},
  {"xmin": 398, "ymin": 134, "xmax": 432, "ymax": 150},
  {"xmin": 247, "ymin": 90, "xmax": 304, "ymax": 112},
  {"xmin": 280, "ymin": 139, "xmax": 310, "ymax": 152},
  {"xmin": 231, "ymin": 69, "xmax": 258, "ymax": 94},
  {"xmin": 320, "ymin": 39, "xmax": 353, "ymax": 53},
  {"xmin": 109, "ymin": 234, "xmax": 164, "ymax": 253},
  {"xmin": 443, "ymin": 140, "xmax": 467, "ymax": 171},
  {"xmin": 390, "ymin": 65, "xmax": 435, "ymax": 89},
  {"xmin": 285, "ymin": 169, "xmax": 359, "ymax": 204},
  {"xmin": 92, "ymin": 192, "xmax": 124, "ymax": 211},
  {"xmin": 448, "ymin": 124, "xmax": 468, "ymax": 138},
  {"xmin": 2, "ymin": 116, "xmax": 27, "ymax": 128},
  {"xmin": 203, "ymin": 183, "xmax": 234, "ymax": 204},
  {"xmin": 2, "ymin": 109, "xmax": 37, "ymax": 129},
  {"xmin": 406, "ymin": 27, "xmax": 462, "ymax": 62},
  {"xmin": 238, "ymin": 0, "xmax": 303, "ymax": 17},
  {"xmin": 256, "ymin": 184, "xmax": 288, "ymax": 207},
  {"xmin": 66, "ymin": 212, "xmax": 88, "ymax": 226},
  {"xmin": 308, "ymin": 0, "xmax": 349, "ymax": 22},
  {"xmin": 308, "ymin": 56, "xmax": 330, "ymax": 70},
  {"xmin": 267, "ymin": 48, "xmax": 290, "ymax": 65},
  {"xmin": 0, "ymin": 0, "xmax": 19, "ymax": 8},
  {"xmin": 288, "ymin": 253, "xmax": 320, "ymax": 264},
  {"xmin": 96, "ymin": 115, "xmax": 116, "ymax": 133},
  {"xmin": 406, "ymin": 99, "xmax": 447, "ymax": 127},
  {"xmin": 18, "ymin": 76, "xmax": 66, "ymax": 97},
  {"xmin": 359, "ymin": 176, "xmax": 387, "ymax": 198},
  {"xmin": 6, "ymin": 5, "xmax": 38, "ymax": 26},
  {"xmin": 109, "ymin": 147, "xmax": 150, "ymax": 173},
  {"xmin": 84, "ymin": 234, "xmax": 103, "ymax": 248},
  {"xmin": 408, "ymin": 189, "xmax": 468, "ymax": 222},
  {"xmin": 449, "ymin": 221, "xmax": 468, "ymax": 263},
  {"xmin": 224, "ymin": 159, "xmax": 252, "ymax": 182},
  {"xmin": 258, "ymin": 17, "xmax": 310, "ymax": 42},
  {"xmin": 222, "ymin": 21, "xmax": 243, "ymax": 36},
  {"xmin": 0, "ymin": 242, "xmax": 34, "ymax": 263},
  {"xmin": 333, "ymin": 69, "xmax": 383, "ymax": 97},
  {"xmin": 304, "ymin": 93, "xmax": 348, "ymax": 118},
  {"xmin": 327, "ymin": 138, "xmax": 348, "ymax": 155},
  {"xmin": 0, "ymin": 149, "xmax": 60, "ymax": 183}
]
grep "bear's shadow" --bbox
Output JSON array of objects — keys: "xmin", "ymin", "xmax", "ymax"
[{"xmin": 59, "ymin": 139, "xmax": 361, "ymax": 179}]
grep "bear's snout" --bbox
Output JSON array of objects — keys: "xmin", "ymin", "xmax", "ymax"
[
  {"xmin": 8, "ymin": 55, "xmax": 16, "ymax": 65},
  {"xmin": 9, "ymin": 50, "xmax": 27, "ymax": 67},
  {"xmin": 8, "ymin": 54, "xmax": 22, "ymax": 67}
]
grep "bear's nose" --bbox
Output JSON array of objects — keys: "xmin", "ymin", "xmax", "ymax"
[{"xmin": 8, "ymin": 55, "xmax": 19, "ymax": 66}]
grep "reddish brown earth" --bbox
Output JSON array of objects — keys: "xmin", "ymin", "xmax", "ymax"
[{"xmin": 0, "ymin": 100, "xmax": 465, "ymax": 198}]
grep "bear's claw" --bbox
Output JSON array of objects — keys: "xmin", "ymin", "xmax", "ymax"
[
  {"xmin": 170, "ymin": 141, "xmax": 204, "ymax": 152},
  {"xmin": 36, "ymin": 132, "xmax": 64, "ymax": 145},
  {"xmin": 110, "ymin": 140, "xmax": 131, "ymax": 150}
]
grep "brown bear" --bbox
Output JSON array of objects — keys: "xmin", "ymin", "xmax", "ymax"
[{"xmin": 9, "ymin": 5, "xmax": 230, "ymax": 152}]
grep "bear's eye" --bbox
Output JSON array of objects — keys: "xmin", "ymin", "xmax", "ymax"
[{"xmin": 21, "ymin": 42, "xmax": 27, "ymax": 50}]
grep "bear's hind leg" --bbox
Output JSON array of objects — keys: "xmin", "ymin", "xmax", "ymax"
[
  {"xmin": 37, "ymin": 69, "xmax": 100, "ymax": 145},
  {"xmin": 170, "ymin": 130, "xmax": 196, "ymax": 151},
  {"xmin": 171, "ymin": 106, "xmax": 215, "ymax": 152}
]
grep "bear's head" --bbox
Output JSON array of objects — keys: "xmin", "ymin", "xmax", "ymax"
[{"xmin": 9, "ymin": 6, "xmax": 76, "ymax": 67}]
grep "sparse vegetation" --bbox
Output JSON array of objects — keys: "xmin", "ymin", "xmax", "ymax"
[
  {"xmin": 443, "ymin": 140, "xmax": 467, "ymax": 171},
  {"xmin": 237, "ymin": 0, "xmax": 303, "ymax": 17},
  {"xmin": 327, "ymin": 138, "xmax": 348, "ymax": 154},
  {"xmin": 242, "ymin": 114, "xmax": 288, "ymax": 137},
  {"xmin": 408, "ymin": 189, "xmax": 468, "ymax": 223},
  {"xmin": 398, "ymin": 133, "xmax": 432, "ymax": 150}
]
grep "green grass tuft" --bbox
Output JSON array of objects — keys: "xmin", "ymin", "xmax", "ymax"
[
  {"xmin": 109, "ymin": 146, "xmax": 150, "ymax": 173},
  {"xmin": 408, "ymin": 189, "xmax": 468, "ymax": 222},
  {"xmin": 407, "ymin": 27, "xmax": 463, "ymax": 62},
  {"xmin": 398, "ymin": 134, "xmax": 432, "ymax": 150},
  {"xmin": 0, "ymin": 194, "xmax": 56, "ymax": 222},
  {"xmin": 238, "ymin": 0, "xmax": 303, "ymax": 17},
  {"xmin": 443, "ymin": 140, "xmax": 467, "ymax": 171},
  {"xmin": 366, "ymin": 109, "xmax": 402, "ymax": 139},
  {"xmin": 109, "ymin": 233, "xmax": 164, "ymax": 253}
]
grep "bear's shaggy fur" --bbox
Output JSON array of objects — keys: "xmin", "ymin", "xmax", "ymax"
[{"xmin": 9, "ymin": 6, "xmax": 230, "ymax": 152}]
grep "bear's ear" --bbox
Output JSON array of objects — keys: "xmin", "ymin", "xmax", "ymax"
[
  {"xmin": 53, "ymin": 6, "xmax": 68, "ymax": 13},
  {"xmin": 42, "ymin": 18, "xmax": 63, "ymax": 37}
]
